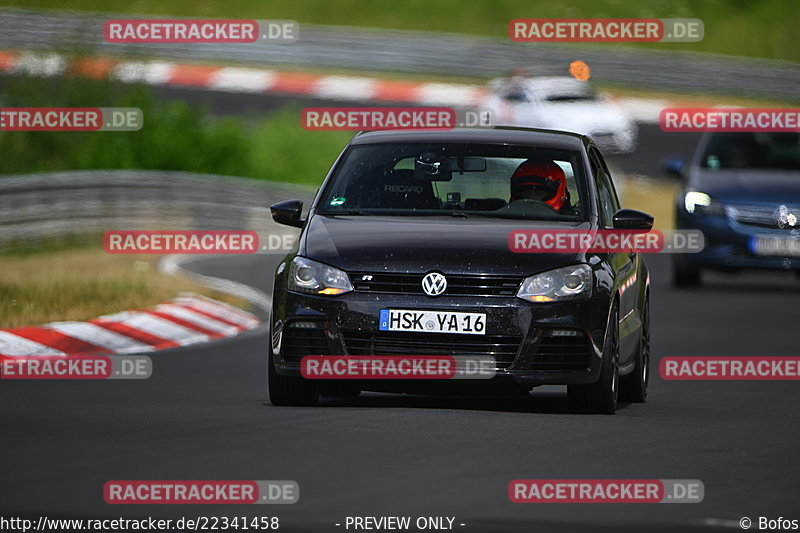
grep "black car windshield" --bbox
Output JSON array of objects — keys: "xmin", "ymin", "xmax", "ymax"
[
  {"xmin": 317, "ymin": 142, "xmax": 588, "ymax": 221},
  {"xmin": 700, "ymin": 132, "xmax": 800, "ymax": 171}
]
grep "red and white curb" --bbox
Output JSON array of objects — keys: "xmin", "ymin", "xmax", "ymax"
[
  {"xmin": 0, "ymin": 294, "xmax": 259, "ymax": 357},
  {"xmin": 0, "ymin": 49, "xmax": 669, "ymax": 122}
]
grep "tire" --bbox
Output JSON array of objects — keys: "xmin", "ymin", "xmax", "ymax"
[
  {"xmin": 568, "ymin": 303, "xmax": 619, "ymax": 414},
  {"xmin": 619, "ymin": 295, "xmax": 649, "ymax": 403},
  {"xmin": 267, "ymin": 345, "xmax": 319, "ymax": 407},
  {"xmin": 673, "ymin": 257, "xmax": 701, "ymax": 287}
]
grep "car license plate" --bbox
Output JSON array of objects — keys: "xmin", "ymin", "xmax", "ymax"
[
  {"xmin": 750, "ymin": 236, "xmax": 800, "ymax": 257},
  {"xmin": 379, "ymin": 309, "xmax": 486, "ymax": 335}
]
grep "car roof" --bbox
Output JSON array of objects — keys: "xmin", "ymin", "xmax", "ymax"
[
  {"xmin": 350, "ymin": 127, "xmax": 588, "ymax": 150},
  {"xmin": 523, "ymin": 76, "xmax": 591, "ymax": 87},
  {"xmin": 490, "ymin": 76, "xmax": 593, "ymax": 95},
  {"xmin": 525, "ymin": 77, "xmax": 593, "ymax": 95}
]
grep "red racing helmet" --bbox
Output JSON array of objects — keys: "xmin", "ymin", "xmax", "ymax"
[{"xmin": 510, "ymin": 159, "xmax": 568, "ymax": 211}]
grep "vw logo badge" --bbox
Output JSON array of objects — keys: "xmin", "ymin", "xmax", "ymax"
[
  {"xmin": 775, "ymin": 205, "xmax": 797, "ymax": 229},
  {"xmin": 422, "ymin": 272, "xmax": 447, "ymax": 297}
]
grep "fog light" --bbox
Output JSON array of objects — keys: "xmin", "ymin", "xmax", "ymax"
[
  {"xmin": 289, "ymin": 321, "xmax": 323, "ymax": 329},
  {"xmin": 550, "ymin": 329, "xmax": 581, "ymax": 337}
]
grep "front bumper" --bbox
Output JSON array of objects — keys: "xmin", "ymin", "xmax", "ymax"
[
  {"xmin": 271, "ymin": 289, "xmax": 609, "ymax": 386},
  {"xmin": 676, "ymin": 209, "xmax": 800, "ymax": 271}
]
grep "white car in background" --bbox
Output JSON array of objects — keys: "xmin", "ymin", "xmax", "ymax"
[{"xmin": 483, "ymin": 75, "xmax": 638, "ymax": 154}]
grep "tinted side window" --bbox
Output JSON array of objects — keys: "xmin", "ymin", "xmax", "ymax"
[
  {"xmin": 592, "ymin": 148, "xmax": 621, "ymax": 210},
  {"xmin": 589, "ymin": 148, "xmax": 617, "ymax": 227}
]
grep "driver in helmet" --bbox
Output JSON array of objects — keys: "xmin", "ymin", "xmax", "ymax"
[{"xmin": 510, "ymin": 159, "xmax": 568, "ymax": 211}]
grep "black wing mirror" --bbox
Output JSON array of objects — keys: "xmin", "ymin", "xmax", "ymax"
[
  {"xmin": 613, "ymin": 209, "xmax": 654, "ymax": 231},
  {"xmin": 271, "ymin": 200, "xmax": 305, "ymax": 228}
]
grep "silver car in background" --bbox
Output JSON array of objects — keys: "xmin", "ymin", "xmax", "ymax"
[{"xmin": 483, "ymin": 75, "xmax": 638, "ymax": 154}]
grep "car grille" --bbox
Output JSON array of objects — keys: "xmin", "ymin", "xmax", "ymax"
[
  {"xmin": 517, "ymin": 330, "xmax": 594, "ymax": 372},
  {"xmin": 726, "ymin": 204, "xmax": 800, "ymax": 230},
  {"xmin": 342, "ymin": 330, "xmax": 521, "ymax": 368},
  {"xmin": 350, "ymin": 272, "xmax": 522, "ymax": 297}
]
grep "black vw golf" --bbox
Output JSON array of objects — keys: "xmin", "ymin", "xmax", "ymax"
[{"xmin": 268, "ymin": 127, "xmax": 652, "ymax": 413}]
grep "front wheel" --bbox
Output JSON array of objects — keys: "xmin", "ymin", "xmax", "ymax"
[
  {"xmin": 568, "ymin": 304, "xmax": 619, "ymax": 414},
  {"xmin": 619, "ymin": 296, "xmax": 649, "ymax": 403},
  {"xmin": 267, "ymin": 346, "xmax": 319, "ymax": 407}
]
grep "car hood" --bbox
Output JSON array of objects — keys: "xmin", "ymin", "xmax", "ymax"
[
  {"xmin": 301, "ymin": 215, "xmax": 592, "ymax": 276},
  {"xmin": 689, "ymin": 169, "xmax": 800, "ymax": 205}
]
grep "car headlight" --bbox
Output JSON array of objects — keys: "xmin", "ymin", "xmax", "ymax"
[
  {"xmin": 684, "ymin": 191, "xmax": 724, "ymax": 215},
  {"xmin": 288, "ymin": 257, "xmax": 353, "ymax": 296},
  {"xmin": 516, "ymin": 264, "xmax": 593, "ymax": 303}
]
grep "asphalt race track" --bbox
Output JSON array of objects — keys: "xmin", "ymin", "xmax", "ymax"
[{"xmin": 2, "ymin": 251, "xmax": 799, "ymax": 532}]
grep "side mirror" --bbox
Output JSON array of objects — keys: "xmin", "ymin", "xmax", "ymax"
[
  {"xmin": 271, "ymin": 199, "xmax": 305, "ymax": 228},
  {"xmin": 613, "ymin": 209, "xmax": 654, "ymax": 231},
  {"xmin": 662, "ymin": 156, "xmax": 686, "ymax": 179}
]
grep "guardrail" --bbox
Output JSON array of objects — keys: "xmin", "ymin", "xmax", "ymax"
[
  {"xmin": 0, "ymin": 170, "xmax": 316, "ymax": 245},
  {"xmin": 0, "ymin": 8, "xmax": 798, "ymax": 101}
]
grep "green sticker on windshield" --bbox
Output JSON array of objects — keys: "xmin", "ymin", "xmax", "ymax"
[{"xmin": 330, "ymin": 197, "xmax": 346, "ymax": 206}]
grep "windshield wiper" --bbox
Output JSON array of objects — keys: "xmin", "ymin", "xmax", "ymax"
[
  {"xmin": 323, "ymin": 209, "xmax": 366, "ymax": 215},
  {"xmin": 450, "ymin": 211, "xmax": 569, "ymax": 221},
  {"xmin": 448, "ymin": 211, "xmax": 509, "ymax": 219}
]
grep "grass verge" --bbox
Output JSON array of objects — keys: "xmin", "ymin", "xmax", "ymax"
[
  {"xmin": 0, "ymin": 75, "xmax": 353, "ymax": 187},
  {"xmin": 0, "ymin": 238, "xmax": 254, "ymax": 329},
  {"xmin": 620, "ymin": 175, "xmax": 679, "ymax": 230}
]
